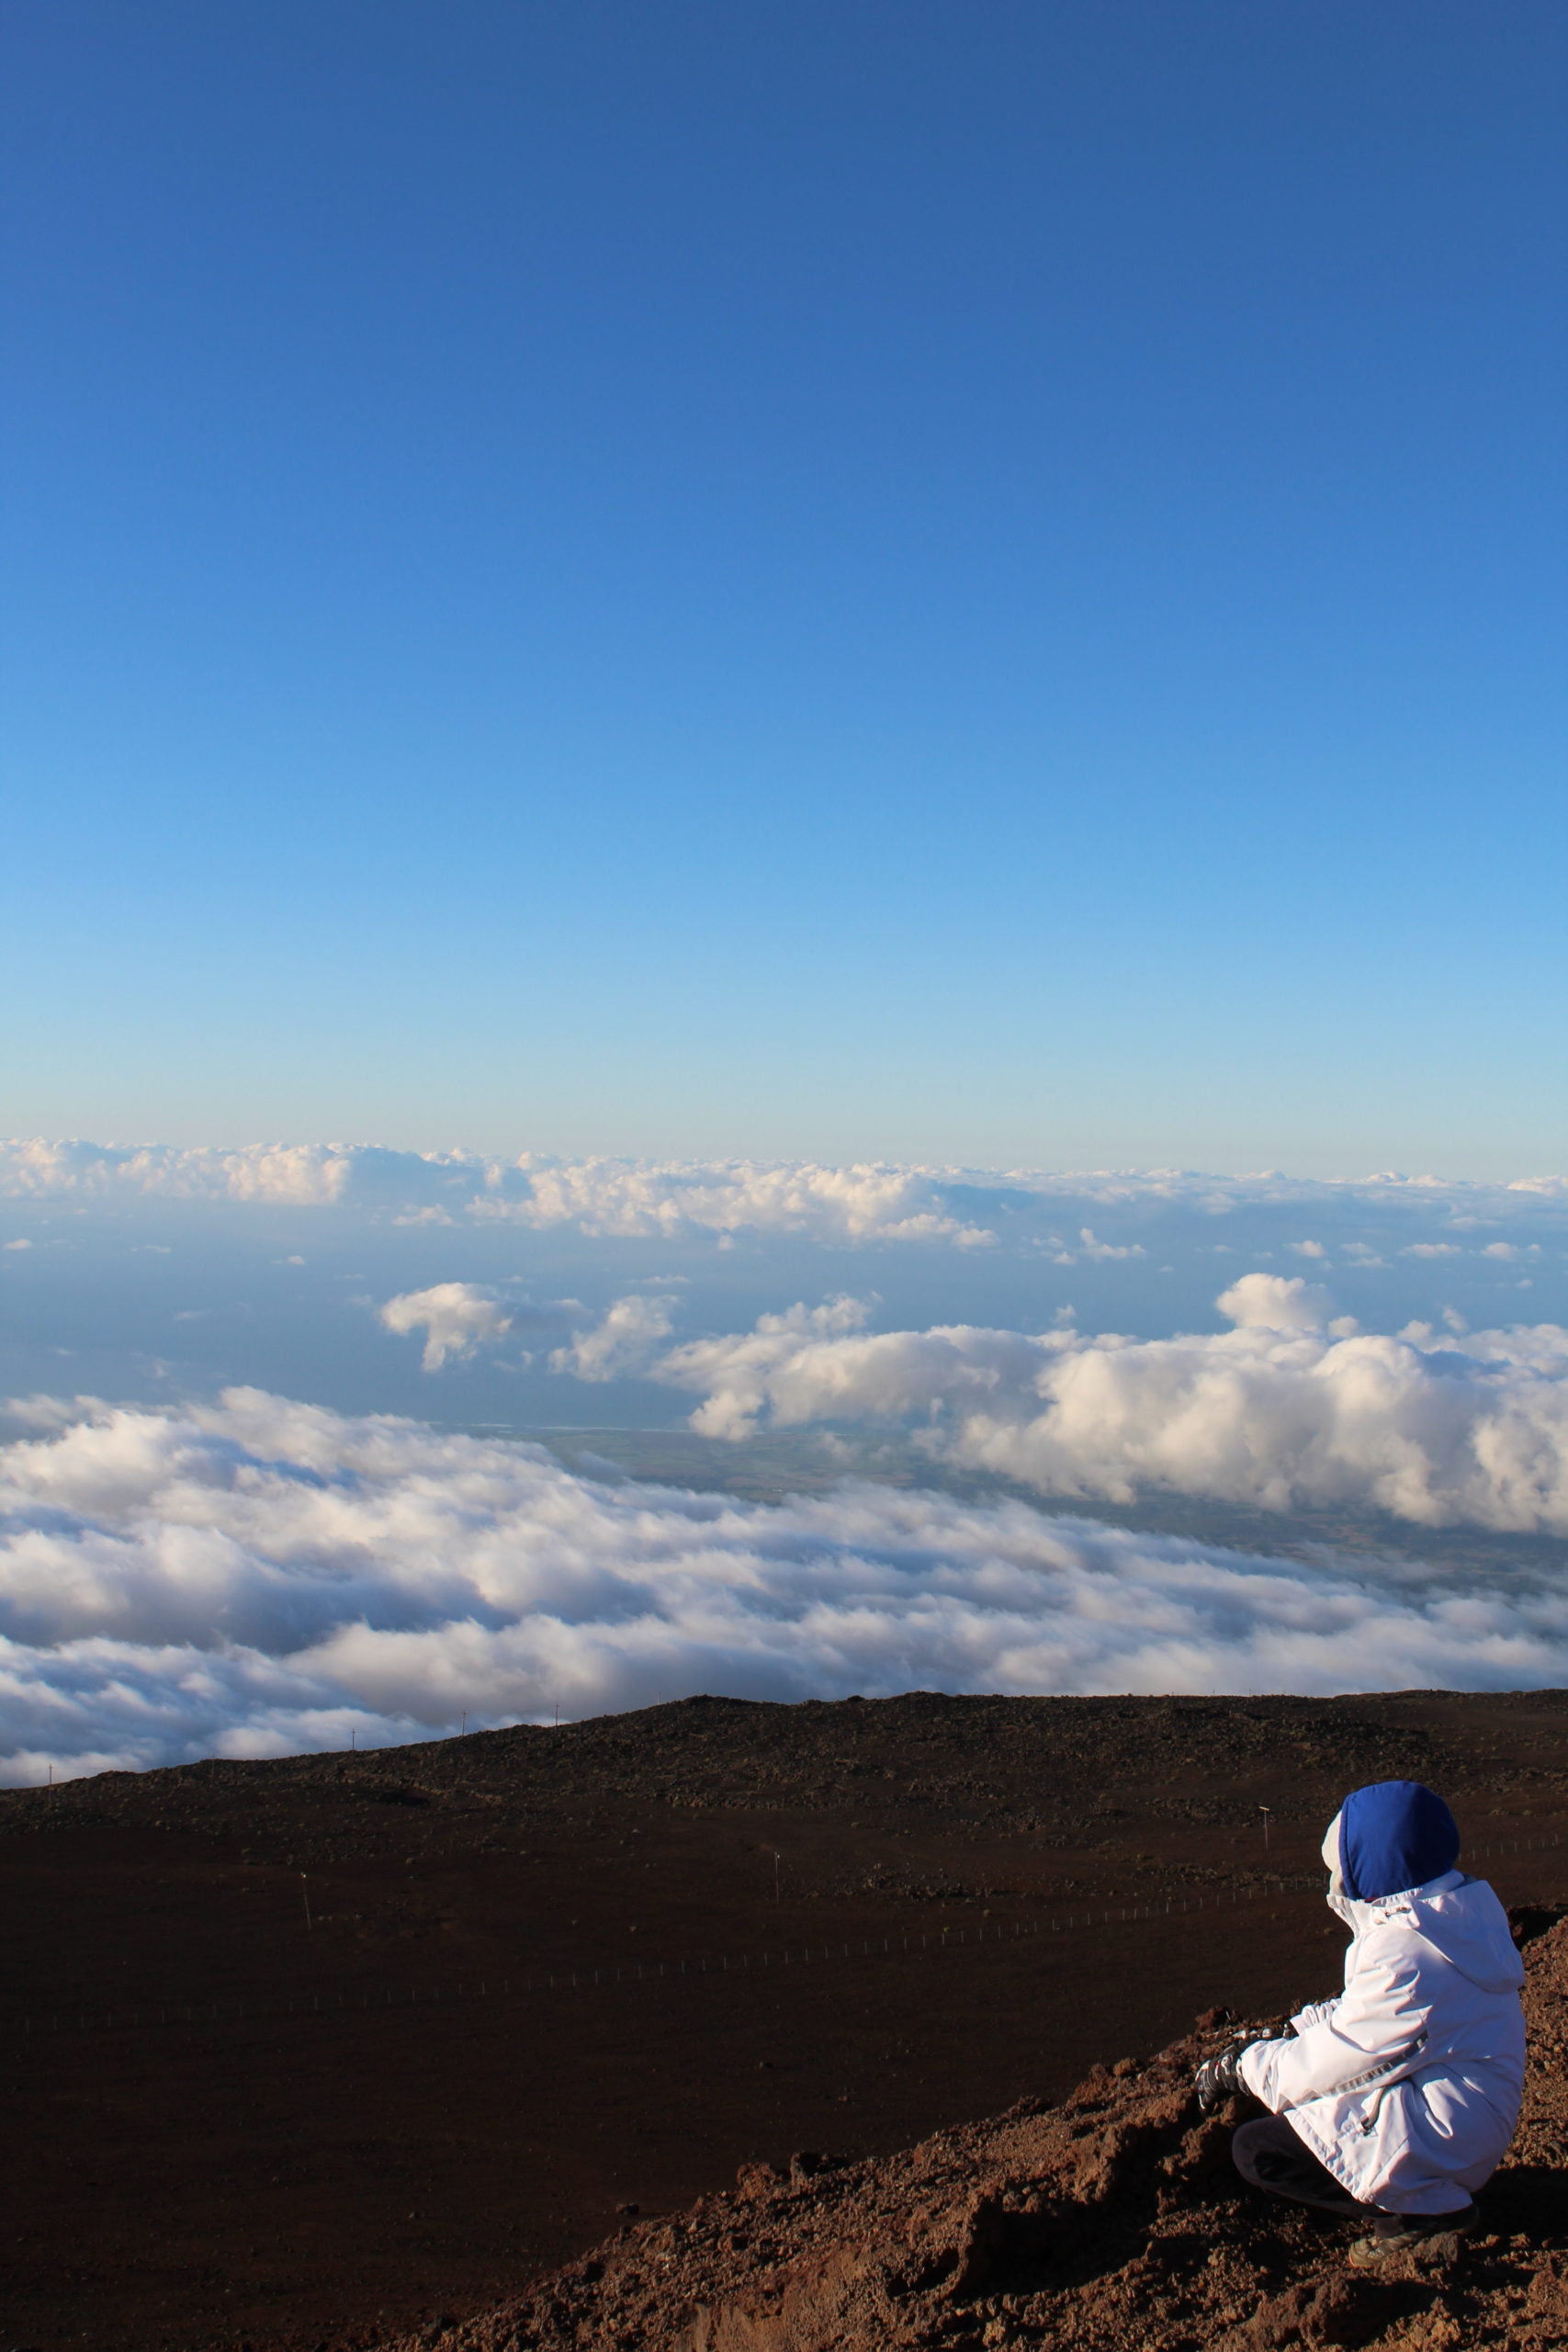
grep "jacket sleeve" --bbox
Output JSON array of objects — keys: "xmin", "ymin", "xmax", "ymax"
[{"xmin": 1239, "ymin": 1935, "xmax": 1428, "ymax": 2113}]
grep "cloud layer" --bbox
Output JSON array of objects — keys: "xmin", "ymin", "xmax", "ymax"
[
  {"xmin": 0, "ymin": 1141, "xmax": 998, "ymax": 1245},
  {"xmin": 5, "ymin": 1387, "xmax": 1568, "ymax": 1782},
  {"xmin": 5, "ymin": 1138, "xmax": 1563, "ymax": 1250},
  {"xmin": 547, "ymin": 1276, "xmax": 1568, "ymax": 1534}
]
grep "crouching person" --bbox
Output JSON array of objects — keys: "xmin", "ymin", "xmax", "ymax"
[{"xmin": 1195, "ymin": 1780, "xmax": 1526, "ymax": 2268}]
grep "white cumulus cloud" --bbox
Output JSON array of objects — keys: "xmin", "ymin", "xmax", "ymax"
[
  {"xmin": 470, "ymin": 1159, "xmax": 998, "ymax": 1247},
  {"xmin": 549, "ymin": 1292, "xmax": 679, "ymax": 1381},
  {"xmin": 0, "ymin": 1142, "xmax": 998, "ymax": 1247},
  {"xmin": 6, "ymin": 1139, "xmax": 1563, "ymax": 1252},
  {"xmin": 378, "ymin": 1283, "xmax": 513, "ymax": 1371},
  {"xmin": 5, "ymin": 1388, "xmax": 1568, "ymax": 1782},
  {"xmin": 1076, "ymin": 1227, "xmax": 1146, "ymax": 1261},
  {"xmin": 615, "ymin": 1278, "xmax": 1568, "ymax": 1533}
]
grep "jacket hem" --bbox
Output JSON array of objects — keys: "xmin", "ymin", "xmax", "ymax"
[{"xmin": 1280, "ymin": 2109, "xmax": 1367, "ymax": 2203}]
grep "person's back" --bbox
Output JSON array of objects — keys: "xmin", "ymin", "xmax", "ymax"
[{"xmin": 1197, "ymin": 1780, "xmax": 1527, "ymax": 2266}]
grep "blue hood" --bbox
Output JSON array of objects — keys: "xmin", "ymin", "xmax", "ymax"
[{"xmin": 1334, "ymin": 1780, "xmax": 1461, "ymax": 1901}]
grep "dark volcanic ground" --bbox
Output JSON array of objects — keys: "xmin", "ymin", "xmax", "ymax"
[
  {"xmin": 3, "ymin": 1690, "xmax": 1566, "ymax": 2351},
  {"xmin": 380, "ymin": 1910, "xmax": 1568, "ymax": 2352}
]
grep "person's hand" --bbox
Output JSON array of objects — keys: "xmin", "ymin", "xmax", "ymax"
[{"xmin": 1194, "ymin": 2044, "xmax": 1247, "ymax": 2113}]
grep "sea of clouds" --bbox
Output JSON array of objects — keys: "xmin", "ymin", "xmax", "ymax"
[
  {"xmin": 0, "ymin": 1140, "xmax": 1000, "ymax": 1244},
  {"xmin": 5, "ymin": 1382, "xmax": 1568, "ymax": 1784},
  {"xmin": 5, "ymin": 1142, "xmax": 1567, "ymax": 1781},
  {"xmin": 4, "ymin": 1137, "xmax": 1563, "ymax": 1250}
]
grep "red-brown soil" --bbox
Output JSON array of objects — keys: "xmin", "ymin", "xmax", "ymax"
[
  {"xmin": 380, "ymin": 1908, "xmax": 1568, "ymax": 2352},
  {"xmin": 3, "ymin": 1690, "xmax": 1565, "ymax": 2351}
]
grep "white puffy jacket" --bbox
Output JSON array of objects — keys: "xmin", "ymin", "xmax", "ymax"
[{"xmin": 1237, "ymin": 1826, "xmax": 1526, "ymax": 2214}]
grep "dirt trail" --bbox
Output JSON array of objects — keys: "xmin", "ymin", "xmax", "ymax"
[{"xmin": 379, "ymin": 1912, "xmax": 1568, "ymax": 2352}]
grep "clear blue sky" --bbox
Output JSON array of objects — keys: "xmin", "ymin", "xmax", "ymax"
[{"xmin": 4, "ymin": 1, "xmax": 1564, "ymax": 1172}]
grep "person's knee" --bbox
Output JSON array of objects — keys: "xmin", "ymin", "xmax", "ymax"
[{"xmin": 1231, "ymin": 2117, "xmax": 1273, "ymax": 2188}]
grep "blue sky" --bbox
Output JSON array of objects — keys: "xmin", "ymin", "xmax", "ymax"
[{"xmin": 5, "ymin": 0, "xmax": 1564, "ymax": 1172}]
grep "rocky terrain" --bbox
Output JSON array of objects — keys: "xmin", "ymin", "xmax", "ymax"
[
  {"xmin": 13, "ymin": 1689, "xmax": 1568, "ymax": 1865},
  {"xmin": 3, "ymin": 1690, "xmax": 1565, "ymax": 2349},
  {"xmin": 378, "ymin": 1910, "xmax": 1568, "ymax": 2352}
]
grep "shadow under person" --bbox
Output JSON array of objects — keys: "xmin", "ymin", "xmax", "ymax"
[{"xmin": 1195, "ymin": 1780, "xmax": 1526, "ymax": 2269}]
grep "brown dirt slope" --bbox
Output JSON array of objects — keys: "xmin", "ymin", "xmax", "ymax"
[
  {"xmin": 378, "ymin": 1912, "xmax": 1568, "ymax": 2352},
  {"xmin": 12, "ymin": 1690, "xmax": 1568, "ymax": 1866},
  {"xmin": 6, "ymin": 1695, "xmax": 1564, "ymax": 2350}
]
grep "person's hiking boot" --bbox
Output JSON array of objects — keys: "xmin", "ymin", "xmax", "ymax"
[{"xmin": 1348, "ymin": 2204, "xmax": 1476, "ymax": 2267}]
